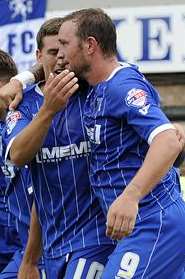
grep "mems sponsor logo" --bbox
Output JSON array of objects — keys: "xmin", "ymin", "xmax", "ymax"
[{"xmin": 36, "ymin": 141, "xmax": 91, "ymax": 163}]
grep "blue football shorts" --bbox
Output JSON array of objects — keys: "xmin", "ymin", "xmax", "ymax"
[{"xmin": 101, "ymin": 197, "xmax": 185, "ymax": 279}]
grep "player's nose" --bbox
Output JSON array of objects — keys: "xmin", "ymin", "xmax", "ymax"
[{"xmin": 57, "ymin": 47, "xmax": 65, "ymax": 60}]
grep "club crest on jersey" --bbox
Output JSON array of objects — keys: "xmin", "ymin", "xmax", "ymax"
[
  {"xmin": 126, "ymin": 88, "xmax": 147, "ymax": 108},
  {"xmin": 6, "ymin": 110, "xmax": 22, "ymax": 135}
]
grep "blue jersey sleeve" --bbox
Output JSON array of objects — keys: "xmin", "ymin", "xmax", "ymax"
[
  {"xmin": 107, "ymin": 77, "xmax": 173, "ymax": 144},
  {"xmin": 3, "ymin": 103, "xmax": 32, "ymax": 162}
]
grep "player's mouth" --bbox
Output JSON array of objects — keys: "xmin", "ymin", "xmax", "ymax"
[
  {"xmin": 54, "ymin": 62, "xmax": 70, "ymax": 75},
  {"xmin": 54, "ymin": 69, "xmax": 63, "ymax": 75}
]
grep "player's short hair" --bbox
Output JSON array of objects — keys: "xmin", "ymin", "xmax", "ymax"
[
  {"xmin": 37, "ymin": 17, "xmax": 63, "ymax": 50},
  {"xmin": 62, "ymin": 8, "xmax": 117, "ymax": 57},
  {"xmin": 0, "ymin": 49, "xmax": 18, "ymax": 83}
]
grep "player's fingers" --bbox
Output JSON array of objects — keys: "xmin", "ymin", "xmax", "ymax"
[
  {"xmin": 106, "ymin": 214, "xmax": 116, "ymax": 238},
  {"xmin": 55, "ymin": 72, "xmax": 76, "ymax": 93},
  {"xmin": 45, "ymin": 72, "xmax": 55, "ymax": 88},
  {"xmin": 45, "ymin": 70, "xmax": 70, "ymax": 91},
  {"xmin": 127, "ymin": 219, "xmax": 135, "ymax": 235},
  {"xmin": 58, "ymin": 77, "xmax": 78, "ymax": 97},
  {"xmin": 117, "ymin": 229, "xmax": 129, "ymax": 240},
  {"xmin": 110, "ymin": 216, "xmax": 123, "ymax": 240},
  {"xmin": 63, "ymin": 84, "xmax": 79, "ymax": 100},
  {"xmin": 117, "ymin": 216, "xmax": 134, "ymax": 239},
  {"xmin": 49, "ymin": 70, "xmax": 74, "ymax": 91},
  {"xmin": 174, "ymin": 125, "xmax": 185, "ymax": 149},
  {"xmin": 116, "ymin": 218, "xmax": 129, "ymax": 240},
  {"xmin": 9, "ymin": 92, "xmax": 23, "ymax": 110}
]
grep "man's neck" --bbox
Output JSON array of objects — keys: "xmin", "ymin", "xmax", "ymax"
[
  {"xmin": 38, "ymin": 81, "xmax": 46, "ymax": 94},
  {"xmin": 86, "ymin": 56, "xmax": 120, "ymax": 86}
]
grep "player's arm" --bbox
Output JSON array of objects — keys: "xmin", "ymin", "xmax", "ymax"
[
  {"xmin": 173, "ymin": 122, "xmax": 185, "ymax": 167},
  {"xmin": 0, "ymin": 79, "xmax": 23, "ymax": 119},
  {"xmin": 9, "ymin": 70, "xmax": 78, "ymax": 166},
  {"xmin": 106, "ymin": 128, "xmax": 181, "ymax": 240},
  {"xmin": 0, "ymin": 97, "xmax": 8, "ymax": 120},
  {"xmin": 0, "ymin": 63, "xmax": 44, "ymax": 111},
  {"xmin": 18, "ymin": 203, "xmax": 41, "ymax": 279}
]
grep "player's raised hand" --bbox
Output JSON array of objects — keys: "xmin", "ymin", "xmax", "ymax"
[
  {"xmin": 106, "ymin": 191, "xmax": 138, "ymax": 240},
  {"xmin": 42, "ymin": 69, "xmax": 79, "ymax": 115},
  {"xmin": 0, "ymin": 79, "xmax": 23, "ymax": 110}
]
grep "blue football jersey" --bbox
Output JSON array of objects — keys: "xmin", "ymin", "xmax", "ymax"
[
  {"xmin": 0, "ymin": 162, "xmax": 9, "ymax": 227},
  {"xmin": 0, "ymin": 126, "xmax": 21, "ymax": 255},
  {"xmin": 0, "ymin": 126, "xmax": 10, "ymax": 226},
  {"xmin": 3, "ymin": 84, "xmax": 114, "ymax": 259},
  {"xmin": 5, "ymin": 165, "xmax": 33, "ymax": 247},
  {"xmin": 1, "ymin": 120, "xmax": 33, "ymax": 247},
  {"xmin": 83, "ymin": 64, "xmax": 181, "ymax": 220}
]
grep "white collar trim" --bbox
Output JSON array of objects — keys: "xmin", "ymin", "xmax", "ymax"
[
  {"xmin": 106, "ymin": 62, "xmax": 131, "ymax": 81},
  {"xmin": 35, "ymin": 84, "xmax": 44, "ymax": 96}
]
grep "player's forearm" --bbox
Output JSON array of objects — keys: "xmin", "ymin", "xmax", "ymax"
[
  {"xmin": 11, "ymin": 64, "xmax": 44, "ymax": 88},
  {"xmin": 0, "ymin": 98, "xmax": 7, "ymax": 120},
  {"xmin": 0, "ymin": 79, "xmax": 23, "ymax": 112},
  {"xmin": 123, "ymin": 129, "xmax": 181, "ymax": 201},
  {"xmin": 0, "ymin": 65, "xmax": 43, "ymax": 111},
  {"xmin": 22, "ymin": 203, "xmax": 42, "ymax": 265},
  {"xmin": 10, "ymin": 106, "xmax": 53, "ymax": 166},
  {"xmin": 29, "ymin": 63, "xmax": 44, "ymax": 83}
]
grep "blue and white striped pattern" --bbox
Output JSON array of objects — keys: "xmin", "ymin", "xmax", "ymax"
[
  {"xmin": 5, "ymin": 166, "xmax": 33, "ymax": 247},
  {"xmin": 83, "ymin": 64, "xmax": 181, "ymax": 220},
  {"xmin": 0, "ymin": 127, "xmax": 22, "ymax": 252},
  {"xmin": 3, "ymin": 84, "xmax": 114, "ymax": 259}
]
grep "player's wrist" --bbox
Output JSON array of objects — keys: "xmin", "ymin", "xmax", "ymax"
[
  {"xmin": 22, "ymin": 253, "xmax": 39, "ymax": 266},
  {"xmin": 38, "ymin": 105, "xmax": 56, "ymax": 122},
  {"xmin": 11, "ymin": 71, "xmax": 35, "ymax": 89},
  {"xmin": 122, "ymin": 182, "xmax": 142, "ymax": 202},
  {"xmin": 9, "ymin": 78, "xmax": 23, "ymax": 89}
]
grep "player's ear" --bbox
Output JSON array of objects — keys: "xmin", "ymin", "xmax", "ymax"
[
  {"xmin": 36, "ymin": 49, "xmax": 42, "ymax": 63},
  {"xmin": 85, "ymin": 36, "xmax": 98, "ymax": 55}
]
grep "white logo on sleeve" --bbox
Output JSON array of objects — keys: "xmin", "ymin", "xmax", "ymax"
[
  {"xmin": 6, "ymin": 111, "xmax": 22, "ymax": 135},
  {"xmin": 126, "ymin": 88, "xmax": 147, "ymax": 108}
]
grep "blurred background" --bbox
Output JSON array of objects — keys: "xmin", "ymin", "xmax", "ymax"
[
  {"xmin": 47, "ymin": 0, "xmax": 185, "ymax": 10},
  {"xmin": 0, "ymin": 0, "xmax": 185, "ymax": 187}
]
